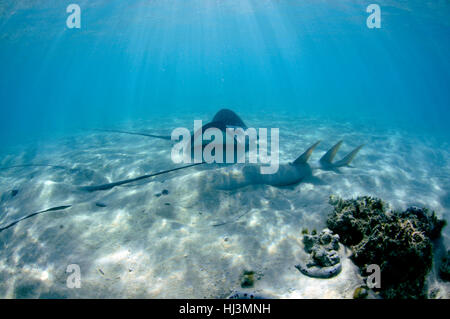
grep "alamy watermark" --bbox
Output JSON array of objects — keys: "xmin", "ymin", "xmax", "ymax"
[
  {"xmin": 170, "ymin": 121, "xmax": 279, "ymax": 174},
  {"xmin": 366, "ymin": 264, "xmax": 381, "ymax": 288},
  {"xmin": 367, "ymin": 4, "xmax": 381, "ymax": 29},
  {"xmin": 66, "ymin": 4, "xmax": 81, "ymax": 29},
  {"xmin": 66, "ymin": 264, "xmax": 81, "ymax": 288},
  {"xmin": 65, "ymin": 4, "xmax": 382, "ymax": 30}
]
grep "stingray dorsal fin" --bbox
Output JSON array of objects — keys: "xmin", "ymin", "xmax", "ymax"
[
  {"xmin": 293, "ymin": 141, "xmax": 321, "ymax": 165},
  {"xmin": 333, "ymin": 144, "xmax": 364, "ymax": 167},
  {"xmin": 319, "ymin": 140, "xmax": 343, "ymax": 165}
]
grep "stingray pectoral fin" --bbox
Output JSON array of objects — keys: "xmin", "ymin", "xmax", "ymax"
[
  {"xmin": 332, "ymin": 144, "xmax": 364, "ymax": 167},
  {"xmin": 319, "ymin": 140, "xmax": 343, "ymax": 165},
  {"xmin": 293, "ymin": 140, "xmax": 321, "ymax": 165}
]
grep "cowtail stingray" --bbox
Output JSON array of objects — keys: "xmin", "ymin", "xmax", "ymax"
[
  {"xmin": 96, "ymin": 108, "xmax": 248, "ymax": 145},
  {"xmin": 83, "ymin": 109, "xmax": 252, "ymax": 192}
]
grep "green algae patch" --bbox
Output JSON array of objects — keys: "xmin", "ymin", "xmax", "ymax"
[{"xmin": 240, "ymin": 270, "xmax": 256, "ymax": 288}]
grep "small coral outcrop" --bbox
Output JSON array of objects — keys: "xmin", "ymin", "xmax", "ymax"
[
  {"xmin": 353, "ymin": 286, "xmax": 369, "ymax": 299},
  {"xmin": 295, "ymin": 228, "xmax": 342, "ymax": 279},
  {"xmin": 326, "ymin": 195, "xmax": 447, "ymax": 299},
  {"xmin": 240, "ymin": 270, "xmax": 256, "ymax": 288}
]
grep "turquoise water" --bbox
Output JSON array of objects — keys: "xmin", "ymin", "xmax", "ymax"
[
  {"xmin": 0, "ymin": 1, "xmax": 449, "ymax": 298},
  {"xmin": 1, "ymin": 0, "xmax": 449, "ymax": 146}
]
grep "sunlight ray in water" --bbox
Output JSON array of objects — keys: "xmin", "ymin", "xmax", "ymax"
[{"xmin": 0, "ymin": 0, "xmax": 449, "ymax": 299}]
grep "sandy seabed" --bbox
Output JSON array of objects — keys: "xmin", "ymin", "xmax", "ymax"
[{"xmin": 0, "ymin": 112, "xmax": 449, "ymax": 298}]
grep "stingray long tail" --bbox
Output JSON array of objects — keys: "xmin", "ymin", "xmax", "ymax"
[
  {"xmin": 0, "ymin": 205, "xmax": 72, "ymax": 233},
  {"xmin": 0, "ymin": 163, "xmax": 204, "ymax": 232},
  {"xmin": 94, "ymin": 129, "xmax": 172, "ymax": 141},
  {"xmin": 79, "ymin": 162, "xmax": 205, "ymax": 192}
]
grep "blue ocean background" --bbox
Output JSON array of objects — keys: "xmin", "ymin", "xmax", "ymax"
[
  {"xmin": 0, "ymin": 0, "xmax": 449, "ymax": 147},
  {"xmin": 0, "ymin": 0, "xmax": 450, "ymax": 299}
]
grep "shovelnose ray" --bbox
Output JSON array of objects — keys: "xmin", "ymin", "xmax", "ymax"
[{"xmin": 204, "ymin": 141, "xmax": 364, "ymax": 190}]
